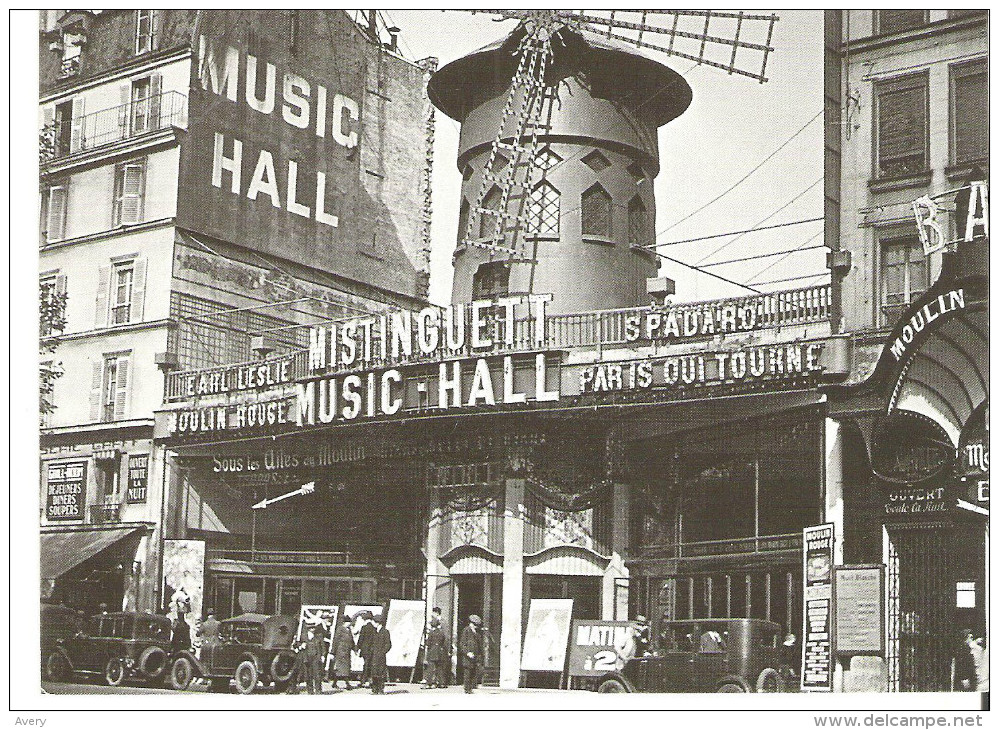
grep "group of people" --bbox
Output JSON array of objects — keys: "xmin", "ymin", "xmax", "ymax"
[
  {"xmin": 421, "ymin": 608, "xmax": 488, "ymax": 694},
  {"xmin": 290, "ymin": 611, "xmax": 393, "ymax": 695}
]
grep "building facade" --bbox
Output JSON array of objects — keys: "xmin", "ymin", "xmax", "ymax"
[
  {"xmin": 824, "ymin": 10, "xmax": 988, "ymax": 692},
  {"xmin": 39, "ymin": 9, "xmax": 434, "ymax": 617}
]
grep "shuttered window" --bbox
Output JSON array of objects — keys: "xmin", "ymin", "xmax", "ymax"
[
  {"xmin": 111, "ymin": 264, "xmax": 134, "ymax": 325},
  {"xmin": 44, "ymin": 184, "xmax": 68, "ymax": 242},
  {"xmin": 136, "ymin": 10, "xmax": 159, "ymax": 55},
  {"xmin": 113, "ymin": 161, "xmax": 145, "ymax": 226},
  {"xmin": 457, "ymin": 197, "xmax": 470, "ymax": 243},
  {"xmin": 94, "ymin": 353, "xmax": 131, "ymax": 422},
  {"xmin": 881, "ymin": 236, "xmax": 928, "ymax": 324},
  {"xmin": 581, "ymin": 184, "xmax": 612, "ymax": 239},
  {"xmin": 875, "ymin": 10, "xmax": 927, "ymax": 35},
  {"xmin": 950, "ymin": 59, "xmax": 988, "ymax": 166},
  {"xmin": 875, "ymin": 73, "xmax": 929, "ymax": 180}
]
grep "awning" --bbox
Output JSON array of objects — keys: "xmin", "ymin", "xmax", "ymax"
[{"xmin": 40, "ymin": 526, "xmax": 147, "ymax": 580}]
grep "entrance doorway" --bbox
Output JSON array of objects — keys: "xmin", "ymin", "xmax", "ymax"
[{"xmin": 454, "ymin": 575, "xmax": 501, "ymax": 684}]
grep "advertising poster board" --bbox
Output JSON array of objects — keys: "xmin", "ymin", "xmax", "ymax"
[
  {"xmin": 802, "ymin": 523, "xmax": 834, "ymax": 692},
  {"xmin": 385, "ymin": 599, "xmax": 426, "ymax": 668},
  {"xmin": 521, "ymin": 599, "xmax": 574, "ymax": 672},
  {"xmin": 833, "ymin": 566, "xmax": 885, "ymax": 656},
  {"xmin": 344, "ymin": 604, "xmax": 383, "ymax": 673},
  {"xmin": 297, "ymin": 605, "xmax": 339, "ymax": 671},
  {"xmin": 566, "ymin": 620, "xmax": 635, "ymax": 677},
  {"xmin": 45, "ymin": 461, "xmax": 86, "ymax": 521}
]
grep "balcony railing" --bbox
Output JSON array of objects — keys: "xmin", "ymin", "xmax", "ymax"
[
  {"xmin": 164, "ymin": 284, "xmax": 832, "ymax": 401},
  {"xmin": 43, "ymin": 90, "xmax": 187, "ymax": 161},
  {"xmin": 89, "ymin": 501, "xmax": 122, "ymax": 525}
]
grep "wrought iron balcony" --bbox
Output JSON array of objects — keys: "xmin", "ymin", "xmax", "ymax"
[
  {"xmin": 42, "ymin": 90, "xmax": 187, "ymax": 162},
  {"xmin": 58, "ymin": 56, "xmax": 80, "ymax": 79},
  {"xmin": 89, "ymin": 500, "xmax": 123, "ymax": 525}
]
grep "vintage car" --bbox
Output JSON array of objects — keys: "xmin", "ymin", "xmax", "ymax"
[
  {"xmin": 594, "ymin": 618, "xmax": 789, "ymax": 693},
  {"xmin": 168, "ymin": 613, "xmax": 298, "ymax": 694},
  {"xmin": 40, "ymin": 604, "xmax": 83, "ymax": 674},
  {"xmin": 44, "ymin": 611, "xmax": 174, "ymax": 686}
]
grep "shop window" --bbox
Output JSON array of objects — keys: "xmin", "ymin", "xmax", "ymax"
[
  {"xmin": 950, "ymin": 59, "xmax": 988, "ymax": 168},
  {"xmin": 478, "ymin": 185, "xmax": 502, "ymax": 241},
  {"xmin": 113, "ymin": 160, "xmax": 145, "ymax": 226},
  {"xmin": 581, "ymin": 183, "xmax": 612, "ymax": 239},
  {"xmin": 880, "ymin": 235, "xmax": 928, "ymax": 324},
  {"xmin": 43, "ymin": 183, "xmax": 68, "ymax": 242},
  {"xmin": 875, "ymin": 10, "xmax": 927, "ymax": 35},
  {"xmin": 874, "ymin": 73, "xmax": 929, "ymax": 181},
  {"xmin": 472, "ymin": 262, "xmax": 510, "ymax": 300},
  {"xmin": 91, "ymin": 352, "xmax": 130, "ymax": 423},
  {"xmin": 527, "ymin": 180, "xmax": 560, "ymax": 239},
  {"xmin": 628, "ymin": 195, "xmax": 648, "ymax": 246},
  {"xmin": 135, "ymin": 10, "xmax": 159, "ymax": 55}
]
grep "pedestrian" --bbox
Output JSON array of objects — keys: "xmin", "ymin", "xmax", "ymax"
[
  {"xmin": 196, "ymin": 609, "xmax": 220, "ymax": 661},
  {"xmin": 332, "ymin": 616, "xmax": 355, "ymax": 690},
  {"xmin": 303, "ymin": 625, "xmax": 326, "ymax": 695},
  {"xmin": 973, "ymin": 636, "xmax": 989, "ymax": 692},
  {"xmin": 357, "ymin": 611, "xmax": 377, "ymax": 687},
  {"xmin": 424, "ymin": 616, "xmax": 449, "ymax": 689},
  {"xmin": 171, "ymin": 586, "xmax": 191, "ymax": 618},
  {"xmin": 369, "ymin": 615, "xmax": 392, "ymax": 695},
  {"xmin": 459, "ymin": 614, "xmax": 485, "ymax": 694},
  {"xmin": 955, "ymin": 628, "xmax": 977, "ymax": 691},
  {"xmin": 633, "ymin": 615, "xmax": 651, "ymax": 656},
  {"xmin": 171, "ymin": 615, "xmax": 192, "ymax": 653}
]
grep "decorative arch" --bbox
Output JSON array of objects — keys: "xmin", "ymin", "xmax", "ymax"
[{"xmin": 581, "ymin": 183, "xmax": 612, "ymax": 238}]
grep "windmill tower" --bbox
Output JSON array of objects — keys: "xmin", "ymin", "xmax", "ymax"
[{"xmin": 428, "ymin": 11, "xmax": 776, "ymax": 313}]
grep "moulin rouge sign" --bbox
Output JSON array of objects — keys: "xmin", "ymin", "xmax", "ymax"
[{"xmin": 165, "ymin": 293, "xmax": 829, "ymax": 437}]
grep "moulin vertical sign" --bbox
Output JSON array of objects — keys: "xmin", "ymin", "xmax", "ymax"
[
  {"xmin": 802, "ymin": 523, "xmax": 834, "ymax": 692},
  {"xmin": 177, "ymin": 11, "xmax": 421, "ymax": 297}
]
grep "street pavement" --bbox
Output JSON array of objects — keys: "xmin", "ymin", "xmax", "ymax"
[{"xmin": 42, "ymin": 679, "xmax": 578, "ymax": 695}]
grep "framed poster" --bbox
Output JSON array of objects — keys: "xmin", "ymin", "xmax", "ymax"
[
  {"xmin": 801, "ymin": 523, "xmax": 834, "ymax": 692},
  {"xmin": 45, "ymin": 461, "xmax": 86, "ymax": 521},
  {"xmin": 126, "ymin": 454, "xmax": 149, "ymax": 503},
  {"xmin": 344, "ymin": 604, "xmax": 383, "ymax": 673},
  {"xmin": 833, "ymin": 566, "xmax": 884, "ymax": 656},
  {"xmin": 385, "ymin": 599, "xmax": 426, "ymax": 668},
  {"xmin": 521, "ymin": 598, "xmax": 573, "ymax": 672},
  {"xmin": 566, "ymin": 620, "xmax": 635, "ymax": 677},
  {"xmin": 297, "ymin": 605, "xmax": 339, "ymax": 670}
]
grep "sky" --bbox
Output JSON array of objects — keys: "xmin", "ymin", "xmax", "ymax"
[{"xmin": 378, "ymin": 9, "xmax": 826, "ymax": 306}]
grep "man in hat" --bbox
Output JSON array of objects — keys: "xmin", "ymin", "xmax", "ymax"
[
  {"xmin": 459, "ymin": 614, "xmax": 485, "ymax": 694},
  {"xmin": 303, "ymin": 625, "xmax": 327, "ymax": 695},
  {"xmin": 633, "ymin": 615, "xmax": 651, "ymax": 656},
  {"xmin": 197, "ymin": 609, "xmax": 221, "ymax": 660},
  {"xmin": 368, "ymin": 615, "xmax": 392, "ymax": 695},
  {"xmin": 357, "ymin": 611, "xmax": 377, "ymax": 687},
  {"xmin": 423, "ymin": 615, "xmax": 449, "ymax": 689},
  {"xmin": 332, "ymin": 616, "xmax": 355, "ymax": 690}
]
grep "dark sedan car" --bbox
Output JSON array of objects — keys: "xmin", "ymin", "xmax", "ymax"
[
  {"xmin": 168, "ymin": 613, "xmax": 298, "ymax": 694},
  {"xmin": 45, "ymin": 611, "xmax": 174, "ymax": 686},
  {"xmin": 595, "ymin": 618, "xmax": 789, "ymax": 693}
]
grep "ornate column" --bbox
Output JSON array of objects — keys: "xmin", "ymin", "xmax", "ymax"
[{"xmin": 499, "ymin": 476, "xmax": 525, "ymax": 688}]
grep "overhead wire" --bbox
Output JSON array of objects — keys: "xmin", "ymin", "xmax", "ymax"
[{"xmin": 648, "ymin": 216, "xmax": 823, "ymax": 248}]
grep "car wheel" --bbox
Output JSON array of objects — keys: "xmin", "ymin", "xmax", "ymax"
[
  {"xmin": 597, "ymin": 678, "xmax": 628, "ymax": 693},
  {"xmin": 170, "ymin": 657, "xmax": 195, "ymax": 691},
  {"xmin": 103, "ymin": 657, "xmax": 126, "ymax": 687},
  {"xmin": 755, "ymin": 667, "xmax": 784, "ymax": 693},
  {"xmin": 270, "ymin": 653, "xmax": 296, "ymax": 683},
  {"xmin": 138, "ymin": 646, "xmax": 169, "ymax": 680},
  {"xmin": 717, "ymin": 682, "xmax": 747, "ymax": 693},
  {"xmin": 234, "ymin": 660, "xmax": 259, "ymax": 695},
  {"xmin": 44, "ymin": 652, "xmax": 71, "ymax": 682}
]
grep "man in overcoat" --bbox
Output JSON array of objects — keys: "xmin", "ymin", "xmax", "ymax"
[
  {"xmin": 459, "ymin": 614, "xmax": 485, "ymax": 694},
  {"xmin": 303, "ymin": 625, "xmax": 326, "ymax": 695},
  {"xmin": 368, "ymin": 615, "xmax": 392, "ymax": 695},
  {"xmin": 423, "ymin": 616, "xmax": 449, "ymax": 689},
  {"xmin": 332, "ymin": 616, "xmax": 355, "ymax": 689},
  {"xmin": 357, "ymin": 612, "xmax": 377, "ymax": 687}
]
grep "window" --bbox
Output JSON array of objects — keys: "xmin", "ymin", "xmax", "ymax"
[
  {"xmin": 92, "ymin": 353, "xmax": 130, "ymax": 422},
  {"xmin": 581, "ymin": 183, "xmax": 612, "ymax": 239},
  {"xmin": 472, "ymin": 262, "xmax": 510, "ymax": 300},
  {"xmin": 136, "ymin": 10, "xmax": 159, "ymax": 55},
  {"xmin": 875, "ymin": 10, "xmax": 927, "ymax": 35},
  {"xmin": 950, "ymin": 59, "xmax": 988, "ymax": 168},
  {"xmin": 527, "ymin": 180, "xmax": 560, "ymax": 238},
  {"xmin": 130, "ymin": 77, "xmax": 151, "ymax": 134},
  {"xmin": 111, "ymin": 262, "xmax": 135, "ymax": 325},
  {"xmin": 478, "ymin": 185, "xmax": 502, "ymax": 241},
  {"xmin": 39, "ymin": 273, "xmax": 67, "ymax": 337},
  {"xmin": 581, "ymin": 150, "xmax": 611, "ymax": 173},
  {"xmin": 113, "ymin": 160, "xmax": 145, "ymax": 226},
  {"xmin": 881, "ymin": 236, "xmax": 928, "ymax": 323},
  {"xmin": 874, "ymin": 73, "xmax": 929, "ymax": 180},
  {"xmin": 628, "ymin": 196, "xmax": 648, "ymax": 246},
  {"xmin": 457, "ymin": 197, "xmax": 470, "ymax": 243},
  {"xmin": 54, "ymin": 101, "xmax": 73, "ymax": 156},
  {"xmin": 43, "ymin": 184, "xmax": 68, "ymax": 242},
  {"xmin": 534, "ymin": 147, "xmax": 562, "ymax": 172}
]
